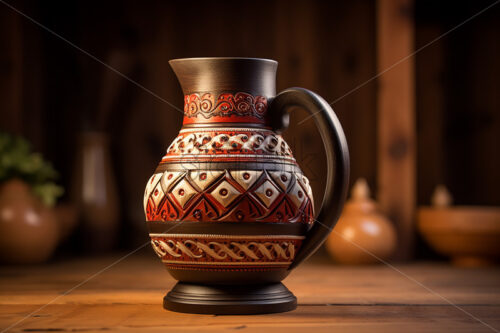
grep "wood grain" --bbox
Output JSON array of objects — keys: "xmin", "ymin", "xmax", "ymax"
[
  {"xmin": 415, "ymin": 25, "xmax": 445, "ymax": 206},
  {"xmin": 1, "ymin": 251, "xmax": 499, "ymax": 332},
  {"xmin": 377, "ymin": 0, "xmax": 417, "ymax": 260}
]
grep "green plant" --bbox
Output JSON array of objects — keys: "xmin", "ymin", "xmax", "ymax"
[{"xmin": 0, "ymin": 132, "xmax": 63, "ymax": 206}]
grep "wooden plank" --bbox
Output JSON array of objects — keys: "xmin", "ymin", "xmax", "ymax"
[
  {"xmin": 416, "ymin": 24, "xmax": 445, "ymax": 205},
  {"xmin": 274, "ymin": 0, "xmax": 326, "ymax": 212},
  {"xmin": 1, "ymin": 254, "xmax": 500, "ymax": 332},
  {"xmin": 1, "ymin": 304, "xmax": 499, "ymax": 332},
  {"xmin": 1, "ymin": 253, "xmax": 500, "ymax": 306},
  {"xmin": 376, "ymin": 0, "xmax": 416, "ymax": 259},
  {"xmin": 315, "ymin": 0, "xmax": 378, "ymax": 193}
]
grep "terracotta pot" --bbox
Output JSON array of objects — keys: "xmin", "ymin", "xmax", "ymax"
[
  {"xmin": 326, "ymin": 179, "xmax": 396, "ymax": 264},
  {"xmin": 143, "ymin": 57, "xmax": 350, "ymax": 314},
  {"xmin": 0, "ymin": 179, "xmax": 59, "ymax": 264},
  {"xmin": 418, "ymin": 206, "xmax": 500, "ymax": 267}
]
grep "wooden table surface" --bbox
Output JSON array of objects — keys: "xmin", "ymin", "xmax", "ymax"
[{"xmin": 1, "ymin": 249, "xmax": 499, "ymax": 333}]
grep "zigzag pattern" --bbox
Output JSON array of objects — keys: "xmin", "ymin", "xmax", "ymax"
[{"xmin": 144, "ymin": 169, "xmax": 314, "ymax": 224}]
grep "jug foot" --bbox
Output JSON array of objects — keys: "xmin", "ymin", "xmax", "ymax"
[{"xmin": 163, "ymin": 281, "xmax": 297, "ymax": 314}]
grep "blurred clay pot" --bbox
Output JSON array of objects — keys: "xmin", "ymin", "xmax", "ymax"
[
  {"xmin": 418, "ymin": 206, "xmax": 500, "ymax": 267},
  {"xmin": 326, "ymin": 179, "xmax": 396, "ymax": 264},
  {"xmin": 0, "ymin": 179, "xmax": 59, "ymax": 264}
]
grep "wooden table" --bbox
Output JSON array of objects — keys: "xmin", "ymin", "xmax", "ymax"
[{"xmin": 1, "ymin": 249, "xmax": 499, "ymax": 332}]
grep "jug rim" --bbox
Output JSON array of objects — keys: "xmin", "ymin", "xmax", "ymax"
[{"xmin": 169, "ymin": 57, "xmax": 277, "ymax": 65}]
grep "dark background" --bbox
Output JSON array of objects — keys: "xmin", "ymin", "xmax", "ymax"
[{"xmin": 1, "ymin": 0, "xmax": 499, "ymax": 258}]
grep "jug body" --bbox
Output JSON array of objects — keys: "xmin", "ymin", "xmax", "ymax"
[
  {"xmin": 143, "ymin": 58, "xmax": 349, "ymax": 314},
  {"xmin": 144, "ymin": 58, "xmax": 314, "ymax": 284}
]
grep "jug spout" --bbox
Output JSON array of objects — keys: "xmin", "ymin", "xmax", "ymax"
[{"xmin": 169, "ymin": 57, "xmax": 277, "ymax": 127}]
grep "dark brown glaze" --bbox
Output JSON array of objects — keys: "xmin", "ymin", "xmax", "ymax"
[
  {"xmin": 164, "ymin": 282, "xmax": 296, "ymax": 314},
  {"xmin": 169, "ymin": 57, "xmax": 277, "ymax": 97},
  {"xmin": 146, "ymin": 221, "xmax": 309, "ymax": 235}
]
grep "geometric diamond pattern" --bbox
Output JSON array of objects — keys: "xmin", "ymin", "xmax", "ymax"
[
  {"xmin": 230, "ymin": 170, "xmax": 262, "ymax": 190},
  {"xmin": 254, "ymin": 179, "xmax": 280, "ymax": 208},
  {"xmin": 298, "ymin": 174, "xmax": 313, "ymax": 197},
  {"xmin": 144, "ymin": 173, "xmax": 162, "ymax": 212},
  {"xmin": 170, "ymin": 178, "xmax": 197, "ymax": 208},
  {"xmin": 144, "ymin": 169, "xmax": 314, "ymax": 223},
  {"xmin": 269, "ymin": 171, "xmax": 292, "ymax": 191},
  {"xmin": 288, "ymin": 175, "xmax": 306, "ymax": 209},
  {"xmin": 210, "ymin": 180, "xmax": 241, "ymax": 207},
  {"xmin": 150, "ymin": 181, "xmax": 165, "ymax": 209},
  {"xmin": 189, "ymin": 170, "xmax": 223, "ymax": 191},
  {"xmin": 298, "ymin": 174, "xmax": 314, "ymax": 207},
  {"xmin": 161, "ymin": 171, "xmax": 183, "ymax": 193}
]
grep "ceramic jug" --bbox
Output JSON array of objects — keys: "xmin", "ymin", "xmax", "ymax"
[{"xmin": 144, "ymin": 57, "xmax": 349, "ymax": 314}]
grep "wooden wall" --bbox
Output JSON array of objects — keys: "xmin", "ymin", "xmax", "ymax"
[
  {"xmin": 416, "ymin": 1, "xmax": 500, "ymax": 207},
  {"xmin": 1, "ymin": 0, "xmax": 498, "ymax": 256},
  {"xmin": 377, "ymin": 0, "xmax": 416, "ymax": 259},
  {"xmin": 0, "ymin": 0, "xmax": 378, "ymax": 248}
]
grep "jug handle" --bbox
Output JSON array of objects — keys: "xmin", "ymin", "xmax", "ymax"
[{"xmin": 269, "ymin": 87, "xmax": 350, "ymax": 270}]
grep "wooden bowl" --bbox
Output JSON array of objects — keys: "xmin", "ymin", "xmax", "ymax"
[{"xmin": 418, "ymin": 206, "xmax": 500, "ymax": 267}]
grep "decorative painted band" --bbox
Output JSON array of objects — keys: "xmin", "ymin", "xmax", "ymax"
[
  {"xmin": 150, "ymin": 235, "xmax": 303, "ymax": 266},
  {"xmin": 178, "ymin": 127, "xmax": 272, "ymax": 133},
  {"xmin": 149, "ymin": 233, "xmax": 305, "ymax": 240},
  {"xmin": 155, "ymin": 161, "xmax": 301, "ymax": 173},
  {"xmin": 144, "ymin": 169, "xmax": 314, "ymax": 223},
  {"xmin": 164, "ymin": 265, "xmax": 286, "ymax": 272},
  {"xmin": 164, "ymin": 129, "xmax": 294, "ymax": 161},
  {"xmin": 183, "ymin": 115, "xmax": 267, "ymax": 125},
  {"xmin": 162, "ymin": 154, "xmax": 296, "ymax": 161},
  {"xmin": 163, "ymin": 260, "xmax": 292, "ymax": 266},
  {"xmin": 183, "ymin": 92, "xmax": 268, "ymax": 120},
  {"xmin": 181, "ymin": 122, "xmax": 272, "ymax": 129},
  {"xmin": 160, "ymin": 156, "xmax": 298, "ymax": 167}
]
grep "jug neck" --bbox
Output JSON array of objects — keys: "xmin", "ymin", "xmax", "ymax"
[{"xmin": 169, "ymin": 58, "xmax": 277, "ymax": 128}]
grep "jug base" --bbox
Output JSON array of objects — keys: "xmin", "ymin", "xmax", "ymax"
[{"xmin": 163, "ymin": 281, "xmax": 297, "ymax": 314}]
